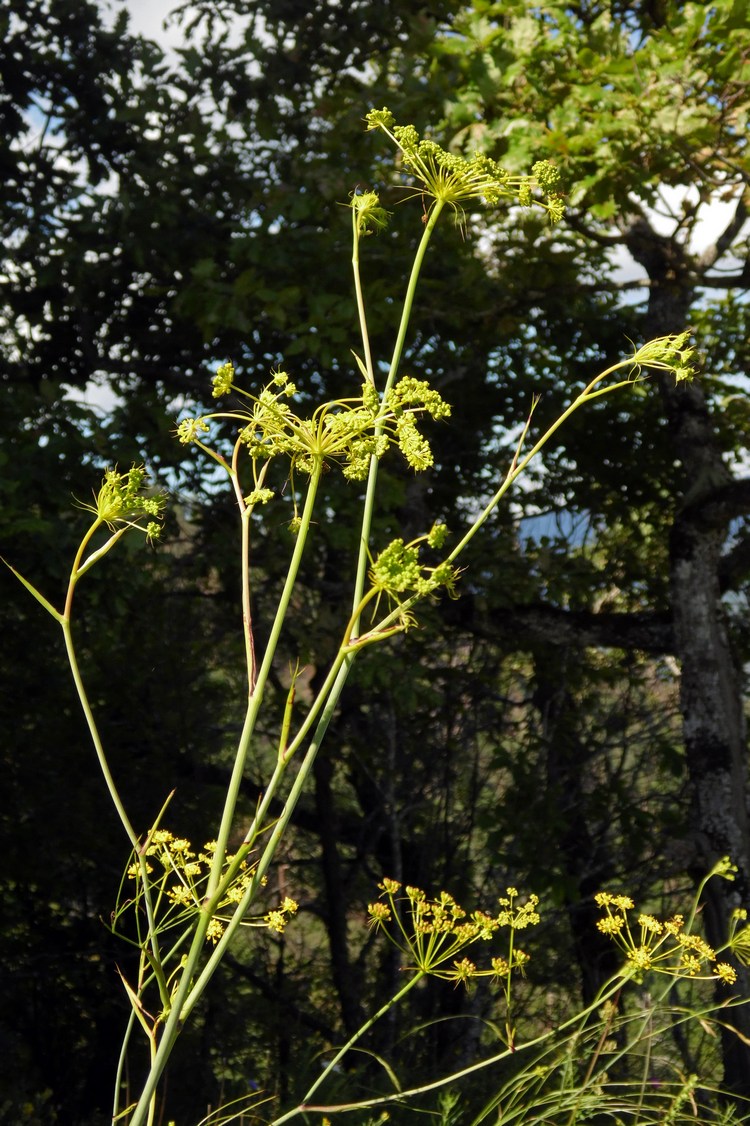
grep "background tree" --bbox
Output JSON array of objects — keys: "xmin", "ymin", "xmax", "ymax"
[
  {"xmin": 169, "ymin": 0, "xmax": 750, "ymax": 1091},
  {"xmin": 418, "ymin": 0, "xmax": 750, "ymax": 1090}
]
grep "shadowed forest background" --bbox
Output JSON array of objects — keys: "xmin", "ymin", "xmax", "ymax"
[{"xmin": 3, "ymin": 1, "xmax": 750, "ymax": 1122}]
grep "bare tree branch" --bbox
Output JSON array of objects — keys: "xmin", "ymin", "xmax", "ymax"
[
  {"xmin": 447, "ymin": 599, "xmax": 674, "ymax": 655},
  {"xmin": 696, "ymin": 190, "xmax": 750, "ymax": 273},
  {"xmin": 720, "ymin": 533, "xmax": 750, "ymax": 592},
  {"xmin": 680, "ymin": 476, "xmax": 750, "ymax": 530},
  {"xmin": 567, "ymin": 211, "xmax": 627, "ymax": 247},
  {"xmin": 698, "ymin": 267, "xmax": 750, "ymax": 289}
]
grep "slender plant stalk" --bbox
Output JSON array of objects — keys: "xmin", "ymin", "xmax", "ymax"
[
  {"xmin": 113, "ymin": 1008, "xmax": 137, "ymax": 1122},
  {"xmin": 57, "ymin": 518, "xmax": 141, "ymax": 847},
  {"xmin": 272, "ymin": 972, "xmax": 427, "ymax": 1126},
  {"xmin": 295, "ymin": 972, "xmax": 634, "ymax": 1118},
  {"xmin": 61, "ymin": 618, "xmax": 138, "ymax": 847},
  {"xmin": 446, "ymin": 366, "xmax": 640, "ymax": 566},
  {"xmin": 126, "ymin": 463, "xmax": 325, "ymax": 1126},
  {"xmin": 351, "ymin": 203, "xmax": 376, "ymax": 387},
  {"xmin": 206, "ymin": 458, "xmax": 324, "ymax": 898},
  {"xmin": 177, "ymin": 645, "xmax": 352, "ymax": 1022},
  {"xmin": 350, "ymin": 199, "xmax": 445, "ymax": 626}
]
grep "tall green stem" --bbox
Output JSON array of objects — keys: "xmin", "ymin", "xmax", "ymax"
[
  {"xmin": 446, "ymin": 368, "xmax": 636, "ymax": 566},
  {"xmin": 61, "ymin": 619, "xmax": 139, "ymax": 848},
  {"xmin": 179, "ymin": 645, "xmax": 352, "ymax": 1023},
  {"xmin": 351, "ymin": 198, "xmax": 444, "ymax": 629},
  {"xmin": 206, "ymin": 460, "xmax": 324, "ymax": 899},
  {"xmin": 128, "ymin": 465, "xmax": 323, "ymax": 1126},
  {"xmin": 352, "ymin": 205, "xmax": 375, "ymax": 386},
  {"xmin": 297, "ymin": 972, "xmax": 632, "ymax": 1117},
  {"xmin": 273, "ymin": 972, "xmax": 426, "ymax": 1126}
]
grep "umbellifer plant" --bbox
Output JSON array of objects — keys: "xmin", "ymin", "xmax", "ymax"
[{"xmin": 6, "ymin": 109, "xmax": 708, "ymax": 1126}]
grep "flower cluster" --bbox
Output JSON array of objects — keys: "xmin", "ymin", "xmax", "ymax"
[
  {"xmin": 366, "ymin": 107, "xmax": 565, "ymax": 223},
  {"xmin": 212, "ymin": 360, "xmax": 236, "ymax": 397},
  {"xmin": 496, "ymin": 886, "xmax": 541, "ymax": 931},
  {"xmin": 177, "ymin": 366, "xmax": 451, "ymax": 483},
  {"xmin": 729, "ymin": 908, "xmax": 750, "ymax": 966},
  {"xmin": 368, "ymin": 879, "xmax": 539, "ymax": 986},
  {"xmin": 384, "ymin": 376, "xmax": 451, "ymax": 470},
  {"xmin": 351, "ymin": 188, "xmax": 390, "ymax": 237},
  {"xmin": 79, "ymin": 465, "xmax": 165, "ymax": 541},
  {"xmin": 595, "ymin": 892, "xmax": 736, "ymax": 984},
  {"xmin": 629, "ymin": 332, "xmax": 696, "ymax": 384},
  {"xmin": 124, "ymin": 830, "xmax": 297, "ymax": 946},
  {"xmin": 369, "ymin": 527, "xmax": 458, "ymax": 606}
]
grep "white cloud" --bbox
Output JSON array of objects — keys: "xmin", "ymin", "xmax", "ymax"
[
  {"xmin": 606, "ymin": 185, "xmax": 749, "ymax": 295},
  {"xmin": 107, "ymin": 0, "xmax": 186, "ymax": 48},
  {"xmin": 648, "ymin": 184, "xmax": 747, "ymax": 259},
  {"xmin": 111, "ymin": 0, "xmax": 248, "ymax": 56}
]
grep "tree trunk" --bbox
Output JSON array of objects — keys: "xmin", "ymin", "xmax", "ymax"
[
  {"xmin": 670, "ymin": 495, "xmax": 750, "ymax": 1096},
  {"xmin": 313, "ymin": 750, "xmax": 366, "ymax": 1036},
  {"xmin": 533, "ymin": 649, "xmax": 622, "ymax": 1004},
  {"xmin": 627, "ymin": 216, "xmax": 750, "ymax": 1095}
]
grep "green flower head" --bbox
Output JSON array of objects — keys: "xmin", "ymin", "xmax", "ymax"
[
  {"xmin": 176, "ymin": 417, "xmax": 210, "ymax": 445},
  {"xmin": 366, "ymin": 107, "xmax": 565, "ymax": 224},
  {"xmin": 212, "ymin": 361, "xmax": 235, "ymax": 398},
  {"xmin": 370, "ymin": 534, "xmax": 460, "ymax": 604},
  {"xmin": 351, "ymin": 188, "xmax": 390, "ymax": 236},
  {"xmin": 79, "ymin": 466, "xmax": 166, "ymax": 539},
  {"xmin": 629, "ymin": 331, "xmax": 696, "ymax": 384},
  {"xmin": 369, "ymin": 879, "xmax": 540, "ymax": 984}
]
